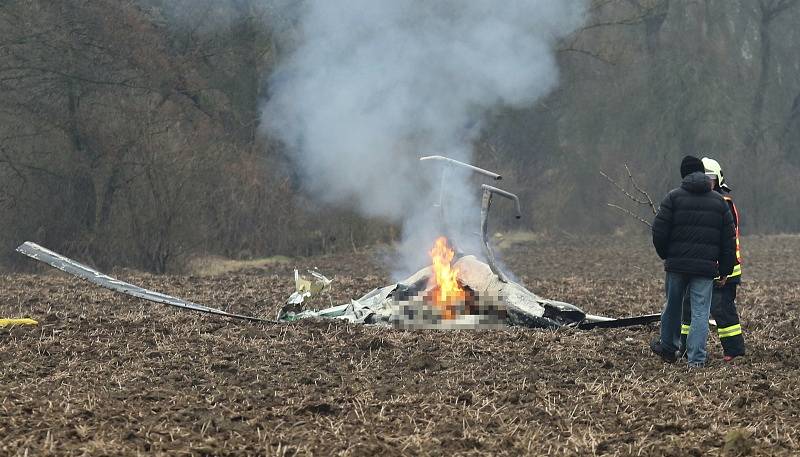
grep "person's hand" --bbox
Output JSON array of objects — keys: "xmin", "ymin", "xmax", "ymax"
[{"xmin": 714, "ymin": 276, "xmax": 727, "ymax": 288}]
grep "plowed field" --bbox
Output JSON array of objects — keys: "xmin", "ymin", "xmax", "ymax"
[{"xmin": 2, "ymin": 235, "xmax": 799, "ymax": 456}]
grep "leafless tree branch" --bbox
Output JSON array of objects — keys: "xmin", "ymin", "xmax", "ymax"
[
  {"xmin": 623, "ymin": 164, "xmax": 657, "ymax": 214},
  {"xmin": 601, "ymin": 163, "xmax": 657, "ymax": 228},
  {"xmin": 607, "ymin": 203, "xmax": 653, "ymax": 228},
  {"xmin": 558, "ymin": 46, "xmax": 617, "ymax": 65},
  {"xmin": 762, "ymin": 0, "xmax": 800, "ymax": 22},
  {"xmin": 600, "ymin": 164, "xmax": 656, "ymax": 213}
]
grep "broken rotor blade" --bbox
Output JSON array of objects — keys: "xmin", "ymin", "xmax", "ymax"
[
  {"xmin": 419, "ymin": 155, "xmax": 502, "ymax": 180},
  {"xmin": 15, "ymin": 242, "xmax": 273, "ymax": 323}
]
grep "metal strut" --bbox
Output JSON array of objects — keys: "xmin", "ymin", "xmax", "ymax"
[
  {"xmin": 480, "ymin": 184, "xmax": 521, "ymax": 283},
  {"xmin": 419, "ymin": 155, "xmax": 503, "ymax": 254}
]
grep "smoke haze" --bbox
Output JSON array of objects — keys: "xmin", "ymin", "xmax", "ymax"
[{"xmin": 262, "ymin": 0, "xmax": 587, "ymax": 277}]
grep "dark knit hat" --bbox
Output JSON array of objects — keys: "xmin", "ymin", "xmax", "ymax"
[{"xmin": 680, "ymin": 155, "xmax": 704, "ymax": 178}]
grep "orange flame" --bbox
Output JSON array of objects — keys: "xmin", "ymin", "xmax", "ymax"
[{"xmin": 429, "ymin": 236, "xmax": 465, "ymax": 319}]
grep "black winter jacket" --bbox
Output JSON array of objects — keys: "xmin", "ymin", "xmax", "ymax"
[{"xmin": 652, "ymin": 172, "xmax": 737, "ymax": 278}]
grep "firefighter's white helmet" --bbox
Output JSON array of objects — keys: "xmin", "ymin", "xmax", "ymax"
[{"xmin": 701, "ymin": 157, "xmax": 732, "ymax": 191}]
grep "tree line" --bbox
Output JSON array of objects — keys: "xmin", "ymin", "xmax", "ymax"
[{"xmin": 1, "ymin": 0, "xmax": 799, "ymax": 272}]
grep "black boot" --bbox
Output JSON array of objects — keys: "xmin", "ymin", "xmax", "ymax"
[{"xmin": 650, "ymin": 338, "xmax": 678, "ymax": 363}]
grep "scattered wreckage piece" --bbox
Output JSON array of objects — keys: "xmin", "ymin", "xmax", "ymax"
[
  {"xmin": 16, "ymin": 242, "xmax": 273, "ymax": 323},
  {"xmin": 281, "ymin": 269, "xmax": 334, "ymax": 319},
  {"xmin": 0, "ymin": 318, "xmax": 38, "ymax": 327}
]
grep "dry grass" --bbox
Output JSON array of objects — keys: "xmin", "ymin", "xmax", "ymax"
[
  {"xmin": 492, "ymin": 230, "xmax": 557, "ymax": 251},
  {"xmin": 185, "ymin": 255, "xmax": 294, "ymax": 277},
  {"xmin": 1, "ymin": 235, "xmax": 799, "ymax": 456}
]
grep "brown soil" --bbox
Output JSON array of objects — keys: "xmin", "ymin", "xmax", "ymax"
[{"xmin": 2, "ymin": 235, "xmax": 799, "ymax": 456}]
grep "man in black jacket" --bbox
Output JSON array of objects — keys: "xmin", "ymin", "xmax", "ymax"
[{"xmin": 651, "ymin": 156, "xmax": 737, "ymax": 367}]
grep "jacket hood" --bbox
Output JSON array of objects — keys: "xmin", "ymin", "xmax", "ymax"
[{"xmin": 681, "ymin": 171, "xmax": 711, "ymax": 194}]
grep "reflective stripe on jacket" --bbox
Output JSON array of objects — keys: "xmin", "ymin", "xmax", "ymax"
[{"xmin": 722, "ymin": 195, "xmax": 742, "ymax": 281}]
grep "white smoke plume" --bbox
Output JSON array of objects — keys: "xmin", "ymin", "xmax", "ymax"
[{"xmin": 261, "ymin": 1, "xmax": 587, "ymax": 277}]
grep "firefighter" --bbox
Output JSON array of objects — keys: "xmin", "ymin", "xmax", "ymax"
[{"xmin": 679, "ymin": 157, "xmax": 745, "ymax": 361}]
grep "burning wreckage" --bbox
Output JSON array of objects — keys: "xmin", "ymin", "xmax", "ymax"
[{"xmin": 16, "ymin": 156, "xmax": 659, "ymax": 331}]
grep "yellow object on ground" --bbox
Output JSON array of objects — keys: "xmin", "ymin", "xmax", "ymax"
[{"xmin": 0, "ymin": 318, "xmax": 38, "ymax": 327}]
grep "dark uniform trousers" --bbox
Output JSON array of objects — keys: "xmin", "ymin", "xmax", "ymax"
[
  {"xmin": 680, "ymin": 192, "xmax": 744, "ymax": 358},
  {"xmin": 680, "ymin": 282, "xmax": 745, "ymax": 357}
]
